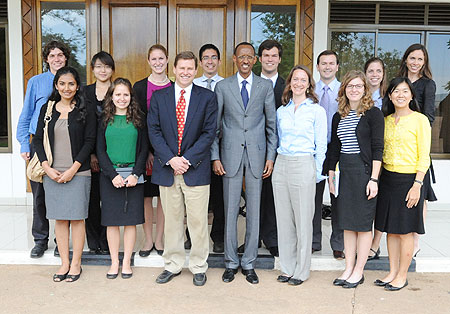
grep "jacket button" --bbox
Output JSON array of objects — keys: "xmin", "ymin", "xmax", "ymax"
[
  {"xmin": 244, "ymin": 129, "xmax": 247, "ymax": 132},
  {"xmin": 241, "ymin": 144, "xmax": 244, "ymax": 147},
  {"xmin": 244, "ymin": 114, "xmax": 248, "ymax": 118}
]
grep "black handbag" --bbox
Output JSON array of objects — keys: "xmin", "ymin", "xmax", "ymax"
[{"xmin": 116, "ymin": 167, "xmax": 145, "ymax": 184}]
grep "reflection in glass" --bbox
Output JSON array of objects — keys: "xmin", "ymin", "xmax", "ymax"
[
  {"xmin": 41, "ymin": 2, "xmax": 86, "ymax": 84},
  {"xmin": 0, "ymin": 27, "xmax": 7, "ymax": 147},
  {"xmin": 377, "ymin": 33, "xmax": 421, "ymax": 81},
  {"xmin": 331, "ymin": 32, "xmax": 375, "ymax": 81},
  {"xmin": 428, "ymin": 33, "xmax": 450, "ymax": 153},
  {"xmin": 251, "ymin": 5, "xmax": 296, "ymax": 79}
]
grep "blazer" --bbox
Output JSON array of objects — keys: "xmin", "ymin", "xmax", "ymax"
[
  {"xmin": 412, "ymin": 77, "xmax": 436, "ymax": 125},
  {"xmin": 328, "ymin": 106, "xmax": 384, "ymax": 175},
  {"xmin": 96, "ymin": 117, "xmax": 149, "ymax": 181},
  {"xmin": 274, "ymin": 76, "xmax": 286, "ymax": 109},
  {"xmin": 33, "ymin": 100, "xmax": 97, "ymax": 172},
  {"xmin": 211, "ymin": 73, "xmax": 277, "ymax": 178},
  {"xmin": 148, "ymin": 84, "xmax": 218, "ymax": 187}
]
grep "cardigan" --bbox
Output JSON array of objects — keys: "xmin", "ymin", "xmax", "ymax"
[
  {"xmin": 328, "ymin": 106, "xmax": 385, "ymax": 174},
  {"xmin": 33, "ymin": 99, "xmax": 97, "ymax": 173},
  {"xmin": 96, "ymin": 117, "xmax": 149, "ymax": 181}
]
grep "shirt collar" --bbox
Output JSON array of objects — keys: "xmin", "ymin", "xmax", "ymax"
[
  {"xmin": 285, "ymin": 97, "xmax": 313, "ymax": 108},
  {"xmin": 372, "ymin": 89, "xmax": 381, "ymax": 99},
  {"xmin": 260, "ymin": 72, "xmax": 278, "ymax": 87},
  {"xmin": 318, "ymin": 77, "xmax": 339, "ymax": 92},
  {"xmin": 174, "ymin": 81, "xmax": 193, "ymax": 96},
  {"xmin": 202, "ymin": 73, "xmax": 220, "ymax": 82},
  {"xmin": 237, "ymin": 72, "xmax": 253, "ymax": 86}
]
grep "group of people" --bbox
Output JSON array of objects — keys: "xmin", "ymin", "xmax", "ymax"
[{"xmin": 17, "ymin": 38, "xmax": 435, "ymax": 290}]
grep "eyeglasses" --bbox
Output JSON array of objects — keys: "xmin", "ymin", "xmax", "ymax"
[
  {"xmin": 237, "ymin": 55, "xmax": 255, "ymax": 61},
  {"xmin": 346, "ymin": 84, "xmax": 364, "ymax": 90},
  {"xmin": 201, "ymin": 56, "xmax": 219, "ymax": 61},
  {"xmin": 94, "ymin": 64, "xmax": 113, "ymax": 70}
]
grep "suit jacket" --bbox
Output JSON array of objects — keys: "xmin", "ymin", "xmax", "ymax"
[
  {"xmin": 211, "ymin": 73, "xmax": 277, "ymax": 178},
  {"xmin": 273, "ymin": 76, "xmax": 286, "ymax": 109},
  {"xmin": 148, "ymin": 84, "xmax": 218, "ymax": 187}
]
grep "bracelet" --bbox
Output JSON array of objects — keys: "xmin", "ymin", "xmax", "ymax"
[
  {"xmin": 414, "ymin": 179, "xmax": 423, "ymax": 186},
  {"xmin": 369, "ymin": 178, "xmax": 378, "ymax": 183}
]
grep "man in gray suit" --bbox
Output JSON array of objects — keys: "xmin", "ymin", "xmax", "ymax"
[{"xmin": 211, "ymin": 42, "xmax": 277, "ymax": 284}]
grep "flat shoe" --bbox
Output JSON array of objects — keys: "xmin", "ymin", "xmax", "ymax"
[
  {"xmin": 121, "ymin": 272, "xmax": 133, "ymax": 279},
  {"xmin": 374, "ymin": 279, "xmax": 390, "ymax": 287},
  {"xmin": 277, "ymin": 275, "xmax": 291, "ymax": 283},
  {"xmin": 288, "ymin": 278, "xmax": 303, "ymax": 286},
  {"xmin": 342, "ymin": 275, "xmax": 364, "ymax": 289},
  {"xmin": 138, "ymin": 246, "xmax": 153, "ymax": 257},
  {"xmin": 53, "ymin": 270, "xmax": 69, "ymax": 282},
  {"xmin": 106, "ymin": 273, "xmax": 118, "ymax": 279},
  {"xmin": 385, "ymin": 280, "xmax": 408, "ymax": 291},
  {"xmin": 333, "ymin": 278, "xmax": 347, "ymax": 286},
  {"xmin": 66, "ymin": 268, "xmax": 82, "ymax": 283},
  {"xmin": 368, "ymin": 248, "xmax": 380, "ymax": 261}
]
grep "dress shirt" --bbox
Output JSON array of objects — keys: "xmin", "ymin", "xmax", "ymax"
[
  {"xmin": 276, "ymin": 98, "xmax": 328, "ymax": 182},
  {"xmin": 315, "ymin": 78, "xmax": 341, "ymax": 143},
  {"xmin": 261, "ymin": 72, "xmax": 278, "ymax": 88},
  {"xmin": 383, "ymin": 111, "xmax": 431, "ymax": 174},
  {"xmin": 174, "ymin": 82, "xmax": 193, "ymax": 120},
  {"xmin": 193, "ymin": 73, "xmax": 223, "ymax": 91},
  {"xmin": 237, "ymin": 72, "xmax": 253, "ymax": 98},
  {"xmin": 372, "ymin": 89, "xmax": 382, "ymax": 109},
  {"xmin": 16, "ymin": 71, "xmax": 55, "ymax": 153}
]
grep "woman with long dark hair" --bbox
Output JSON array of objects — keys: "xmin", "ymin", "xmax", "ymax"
[
  {"xmin": 33, "ymin": 66, "xmax": 96, "ymax": 282},
  {"xmin": 375, "ymin": 77, "xmax": 431, "ymax": 291},
  {"xmin": 97, "ymin": 78, "xmax": 148, "ymax": 279}
]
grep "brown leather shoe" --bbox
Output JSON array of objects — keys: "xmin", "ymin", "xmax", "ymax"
[{"xmin": 333, "ymin": 250, "xmax": 345, "ymax": 260}]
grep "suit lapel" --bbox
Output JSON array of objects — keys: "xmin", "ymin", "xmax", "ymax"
[
  {"xmin": 247, "ymin": 73, "xmax": 260, "ymax": 111},
  {"xmin": 164, "ymin": 85, "xmax": 178, "ymax": 137},
  {"xmin": 230, "ymin": 74, "xmax": 245, "ymax": 111},
  {"xmin": 183, "ymin": 84, "xmax": 200, "ymax": 135}
]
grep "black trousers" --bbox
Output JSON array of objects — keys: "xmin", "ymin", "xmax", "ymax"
[
  {"xmin": 259, "ymin": 175, "xmax": 278, "ymax": 248},
  {"xmin": 85, "ymin": 171, "xmax": 108, "ymax": 250},
  {"xmin": 312, "ymin": 180, "xmax": 344, "ymax": 251},
  {"xmin": 30, "ymin": 142, "xmax": 49, "ymax": 247}
]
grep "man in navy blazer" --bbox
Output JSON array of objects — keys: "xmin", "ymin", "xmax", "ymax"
[{"xmin": 148, "ymin": 51, "xmax": 218, "ymax": 286}]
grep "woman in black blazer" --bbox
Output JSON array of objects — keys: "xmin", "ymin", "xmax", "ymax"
[
  {"xmin": 133, "ymin": 44, "xmax": 171, "ymax": 257},
  {"xmin": 328, "ymin": 70, "xmax": 384, "ymax": 289}
]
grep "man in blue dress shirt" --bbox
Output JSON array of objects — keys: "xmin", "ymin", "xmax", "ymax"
[
  {"xmin": 16, "ymin": 41, "xmax": 70, "ymax": 258},
  {"xmin": 313, "ymin": 50, "xmax": 345, "ymax": 260}
]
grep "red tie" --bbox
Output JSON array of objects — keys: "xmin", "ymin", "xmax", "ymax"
[{"xmin": 176, "ymin": 89, "xmax": 186, "ymax": 155}]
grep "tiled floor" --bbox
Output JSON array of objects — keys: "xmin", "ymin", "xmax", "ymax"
[{"xmin": 0, "ymin": 205, "xmax": 449, "ymax": 271}]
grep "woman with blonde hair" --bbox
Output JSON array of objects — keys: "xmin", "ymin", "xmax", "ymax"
[{"xmin": 329, "ymin": 70, "xmax": 384, "ymax": 288}]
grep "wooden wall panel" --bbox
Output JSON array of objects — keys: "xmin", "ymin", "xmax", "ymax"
[
  {"xmin": 22, "ymin": 0, "xmax": 37, "ymax": 91},
  {"xmin": 301, "ymin": 0, "xmax": 315, "ymax": 70}
]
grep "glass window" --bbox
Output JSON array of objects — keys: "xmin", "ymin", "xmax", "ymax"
[
  {"xmin": 0, "ymin": 25, "xmax": 9, "ymax": 150},
  {"xmin": 251, "ymin": 5, "xmax": 296, "ymax": 79},
  {"xmin": 331, "ymin": 32, "xmax": 375, "ymax": 81},
  {"xmin": 377, "ymin": 32, "xmax": 422, "ymax": 81},
  {"xmin": 40, "ymin": 2, "xmax": 87, "ymax": 84},
  {"xmin": 428, "ymin": 33, "xmax": 450, "ymax": 154}
]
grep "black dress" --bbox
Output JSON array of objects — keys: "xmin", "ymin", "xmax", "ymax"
[{"xmin": 412, "ymin": 77, "xmax": 437, "ymax": 202}]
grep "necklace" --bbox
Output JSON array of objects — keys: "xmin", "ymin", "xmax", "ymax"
[{"xmin": 149, "ymin": 74, "xmax": 169, "ymax": 85}]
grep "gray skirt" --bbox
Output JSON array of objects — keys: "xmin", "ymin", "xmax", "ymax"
[{"xmin": 43, "ymin": 175, "xmax": 91, "ymax": 220}]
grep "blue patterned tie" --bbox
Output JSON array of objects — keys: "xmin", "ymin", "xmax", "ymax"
[
  {"xmin": 320, "ymin": 85, "xmax": 331, "ymax": 143},
  {"xmin": 241, "ymin": 80, "xmax": 249, "ymax": 109}
]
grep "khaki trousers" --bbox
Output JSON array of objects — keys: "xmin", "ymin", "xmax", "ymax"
[{"xmin": 159, "ymin": 175, "xmax": 210, "ymax": 274}]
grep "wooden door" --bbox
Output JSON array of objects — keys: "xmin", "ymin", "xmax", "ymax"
[
  {"xmin": 167, "ymin": 0, "xmax": 235, "ymax": 79},
  {"xmin": 101, "ymin": 0, "xmax": 167, "ymax": 84}
]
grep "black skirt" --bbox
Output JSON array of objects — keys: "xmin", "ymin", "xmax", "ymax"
[
  {"xmin": 144, "ymin": 175, "xmax": 160, "ymax": 197},
  {"xmin": 423, "ymin": 168, "xmax": 437, "ymax": 202},
  {"xmin": 375, "ymin": 169, "xmax": 425, "ymax": 235},
  {"xmin": 336, "ymin": 154, "xmax": 376, "ymax": 232},
  {"xmin": 100, "ymin": 172, "xmax": 145, "ymax": 226}
]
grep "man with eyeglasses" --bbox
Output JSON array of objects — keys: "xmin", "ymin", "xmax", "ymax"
[{"xmin": 211, "ymin": 42, "xmax": 277, "ymax": 284}]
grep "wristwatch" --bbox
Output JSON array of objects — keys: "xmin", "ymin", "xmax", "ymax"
[
  {"xmin": 132, "ymin": 174, "xmax": 139, "ymax": 180},
  {"xmin": 369, "ymin": 177, "xmax": 379, "ymax": 183},
  {"xmin": 414, "ymin": 179, "xmax": 423, "ymax": 186}
]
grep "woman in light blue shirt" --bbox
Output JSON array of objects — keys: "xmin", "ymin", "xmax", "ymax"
[
  {"xmin": 272, "ymin": 65, "xmax": 327, "ymax": 285},
  {"xmin": 364, "ymin": 57, "xmax": 387, "ymax": 110}
]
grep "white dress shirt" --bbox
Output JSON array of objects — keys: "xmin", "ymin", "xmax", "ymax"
[
  {"xmin": 261, "ymin": 72, "xmax": 278, "ymax": 88},
  {"xmin": 237, "ymin": 72, "xmax": 253, "ymax": 98},
  {"xmin": 193, "ymin": 73, "xmax": 224, "ymax": 91},
  {"xmin": 174, "ymin": 82, "xmax": 193, "ymax": 120}
]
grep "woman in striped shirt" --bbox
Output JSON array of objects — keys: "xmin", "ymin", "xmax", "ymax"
[{"xmin": 328, "ymin": 70, "xmax": 384, "ymax": 288}]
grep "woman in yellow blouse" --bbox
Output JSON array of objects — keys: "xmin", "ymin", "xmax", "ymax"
[{"xmin": 374, "ymin": 77, "xmax": 431, "ymax": 291}]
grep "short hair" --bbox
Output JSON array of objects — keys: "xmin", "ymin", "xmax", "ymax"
[
  {"xmin": 257, "ymin": 39, "xmax": 283, "ymax": 58},
  {"xmin": 199, "ymin": 44, "xmax": 220, "ymax": 60},
  {"xmin": 147, "ymin": 44, "xmax": 168, "ymax": 60},
  {"xmin": 364, "ymin": 57, "xmax": 387, "ymax": 97},
  {"xmin": 233, "ymin": 42, "xmax": 255, "ymax": 56},
  {"xmin": 90, "ymin": 51, "xmax": 115, "ymax": 71},
  {"xmin": 174, "ymin": 51, "xmax": 198, "ymax": 69},
  {"xmin": 43, "ymin": 41, "xmax": 70, "ymax": 66},
  {"xmin": 337, "ymin": 70, "xmax": 374, "ymax": 117},
  {"xmin": 316, "ymin": 50, "xmax": 339, "ymax": 65},
  {"xmin": 382, "ymin": 77, "xmax": 420, "ymax": 117},
  {"xmin": 398, "ymin": 43, "xmax": 432, "ymax": 79},
  {"xmin": 281, "ymin": 65, "xmax": 318, "ymax": 105}
]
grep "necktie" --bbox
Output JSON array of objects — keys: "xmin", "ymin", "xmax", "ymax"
[
  {"xmin": 206, "ymin": 78, "xmax": 212, "ymax": 90},
  {"xmin": 241, "ymin": 80, "xmax": 249, "ymax": 109},
  {"xmin": 176, "ymin": 89, "xmax": 186, "ymax": 155},
  {"xmin": 319, "ymin": 85, "xmax": 331, "ymax": 142}
]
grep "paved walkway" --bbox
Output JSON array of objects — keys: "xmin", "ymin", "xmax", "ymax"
[{"xmin": 0, "ymin": 265, "xmax": 448, "ymax": 314}]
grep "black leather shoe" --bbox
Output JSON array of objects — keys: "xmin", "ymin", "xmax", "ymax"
[
  {"xmin": 156, "ymin": 270, "xmax": 181, "ymax": 284},
  {"xmin": 268, "ymin": 246, "xmax": 279, "ymax": 257},
  {"xmin": 333, "ymin": 250, "xmax": 345, "ymax": 260},
  {"xmin": 333, "ymin": 278, "xmax": 347, "ymax": 286},
  {"xmin": 139, "ymin": 246, "xmax": 153, "ymax": 257},
  {"xmin": 277, "ymin": 275, "xmax": 291, "ymax": 283},
  {"xmin": 222, "ymin": 268, "xmax": 238, "ymax": 283},
  {"xmin": 184, "ymin": 239, "xmax": 191, "ymax": 250},
  {"xmin": 343, "ymin": 275, "xmax": 364, "ymax": 289},
  {"xmin": 155, "ymin": 248, "xmax": 164, "ymax": 256},
  {"xmin": 312, "ymin": 248, "xmax": 321, "ymax": 254},
  {"xmin": 368, "ymin": 248, "xmax": 380, "ymax": 261},
  {"xmin": 242, "ymin": 269, "xmax": 259, "ymax": 284},
  {"xmin": 53, "ymin": 245, "xmax": 59, "ymax": 257},
  {"xmin": 213, "ymin": 242, "xmax": 224, "ymax": 253},
  {"xmin": 121, "ymin": 272, "xmax": 133, "ymax": 279},
  {"xmin": 374, "ymin": 279, "xmax": 390, "ymax": 287},
  {"xmin": 106, "ymin": 273, "xmax": 118, "ymax": 279},
  {"xmin": 98, "ymin": 248, "xmax": 110, "ymax": 255},
  {"xmin": 193, "ymin": 273, "xmax": 207, "ymax": 286},
  {"xmin": 385, "ymin": 280, "xmax": 408, "ymax": 291},
  {"xmin": 30, "ymin": 245, "xmax": 47, "ymax": 258},
  {"xmin": 288, "ymin": 278, "xmax": 303, "ymax": 286}
]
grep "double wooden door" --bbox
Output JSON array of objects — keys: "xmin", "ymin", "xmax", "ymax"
[{"xmin": 100, "ymin": 0, "xmax": 235, "ymax": 84}]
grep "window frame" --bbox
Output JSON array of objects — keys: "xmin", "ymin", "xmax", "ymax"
[{"xmin": 0, "ymin": 22, "xmax": 11, "ymax": 153}]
